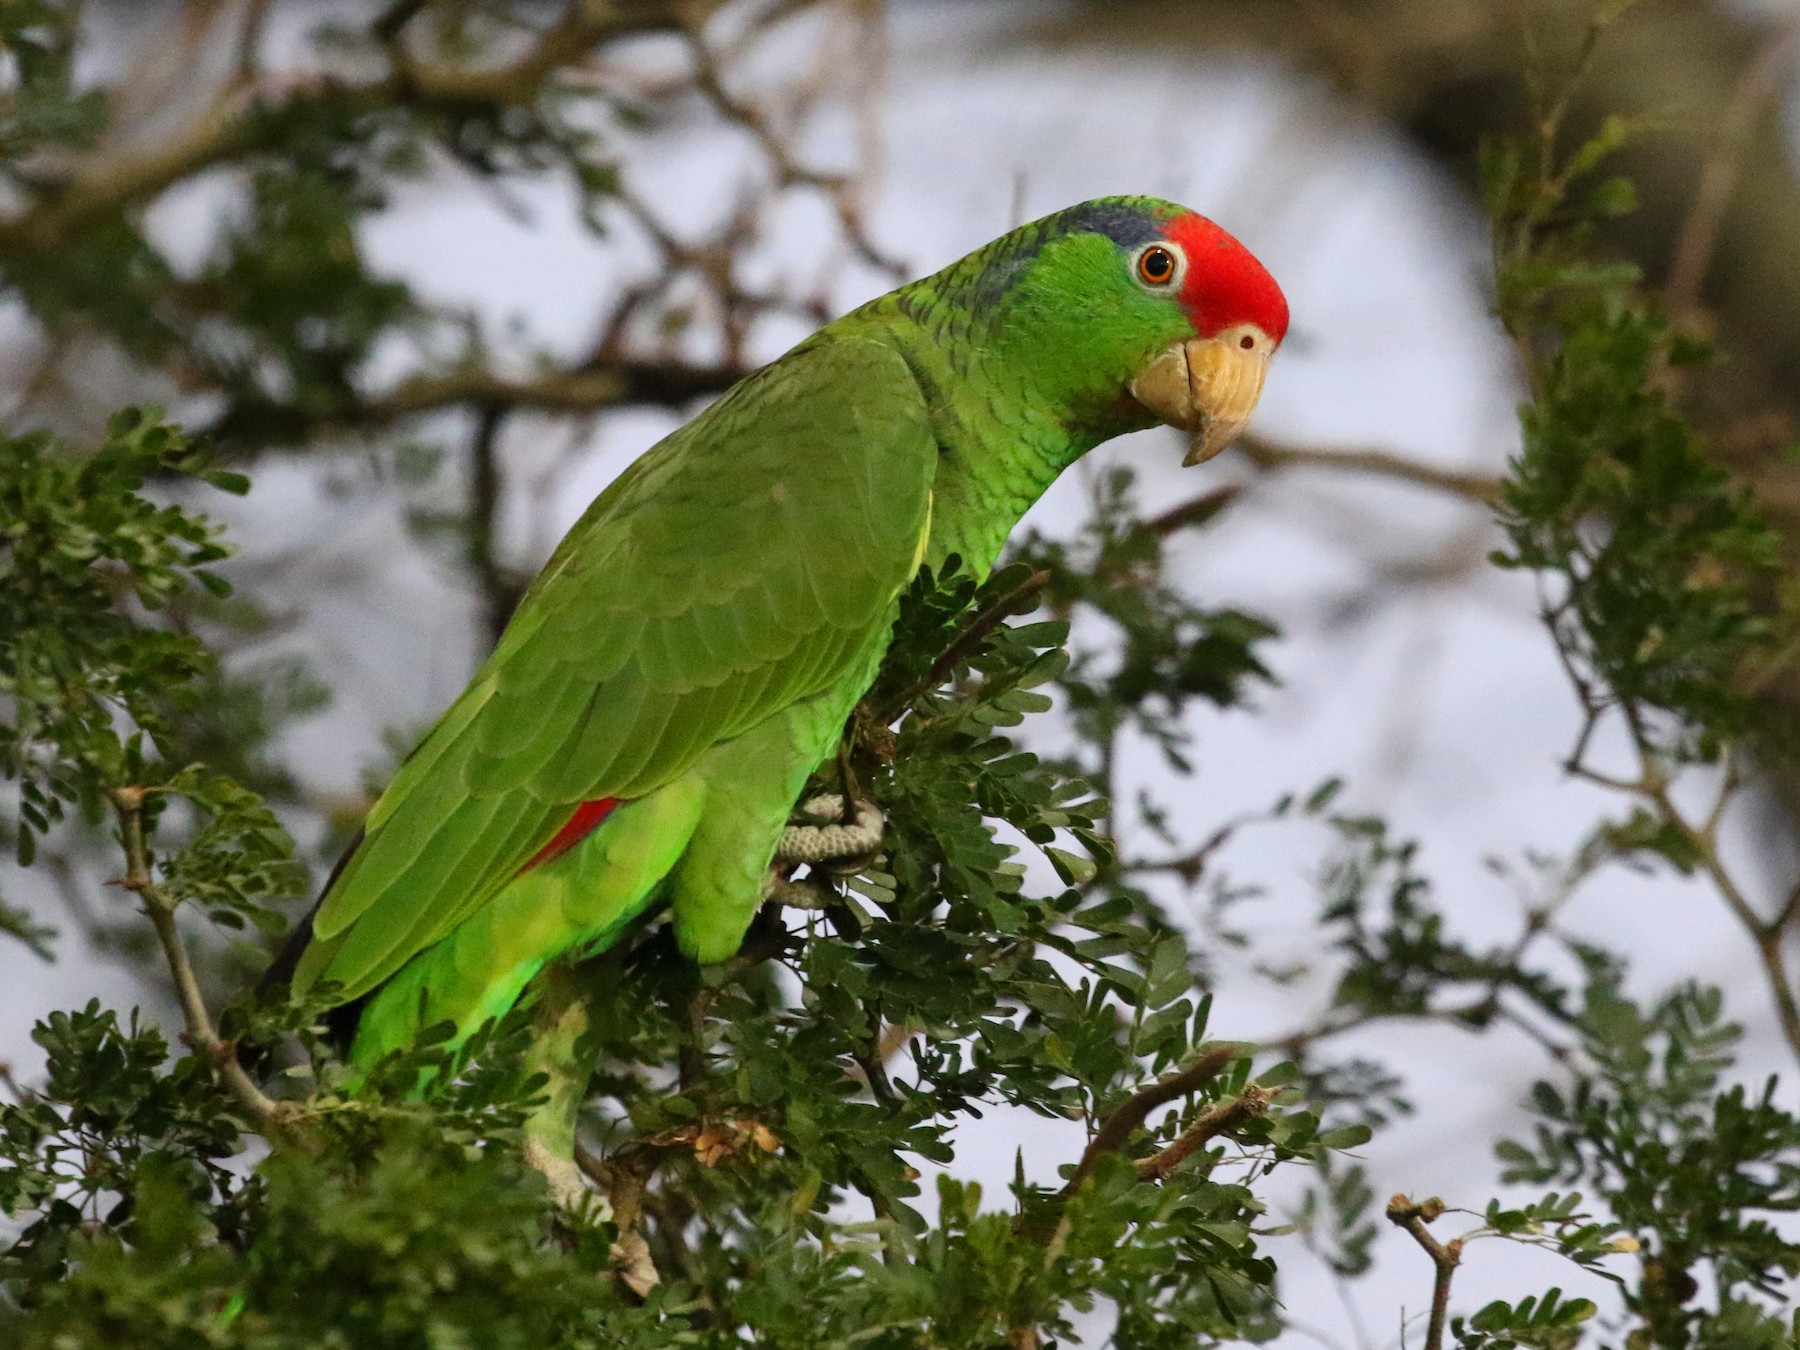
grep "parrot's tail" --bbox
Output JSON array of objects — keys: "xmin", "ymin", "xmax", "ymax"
[{"xmin": 346, "ymin": 781, "xmax": 707, "ymax": 1068}]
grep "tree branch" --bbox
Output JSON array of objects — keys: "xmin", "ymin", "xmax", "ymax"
[
  {"xmin": 466, "ymin": 404, "xmax": 522, "ymax": 650},
  {"xmin": 213, "ymin": 359, "xmax": 746, "ymax": 447},
  {"xmin": 0, "ymin": 1, "xmax": 718, "ymax": 254},
  {"xmin": 874, "ymin": 569, "xmax": 1052, "ymax": 723},
  {"xmin": 107, "ymin": 786, "xmax": 296, "ymax": 1133},
  {"xmin": 1060, "ymin": 1043, "xmax": 1237, "ymax": 1195},
  {"xmin": 1140, "ymin": 485, "xmax": 1242, "ymax": 539},
  {"xmin": 1133, "ymin": 1082, "xmax": 1274, "ymax": 1182},
  {"xmin": 682, "ymin": 23, "xmax": 905, "ymax": 278},
  {"xmin": 1385, "ymin": 1193, "xmax": 1461, "ymax": 1350},
  {"xmin": 1237, "ymin": 434, "xmax": 1504, "ymax": 505}
]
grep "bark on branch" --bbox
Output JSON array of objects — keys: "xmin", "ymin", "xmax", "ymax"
[
  {"xmin": 1060, "ymin": 1042, "xmax": 1238, "ymax": 1195},
  {"xmin": 1132, "ymin": 1082, "xmax": 1274, "ymax": 1181}
]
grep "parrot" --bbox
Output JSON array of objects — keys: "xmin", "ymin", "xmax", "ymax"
[{"xmin": 269, "ymin": 195, "xmax": 1286, "ymax": 1181}]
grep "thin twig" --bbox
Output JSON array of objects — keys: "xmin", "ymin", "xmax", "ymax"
[
  {"xmin": 230, "ymin": 0, "xmax": 270, "ymax": 88},
  {"xmin": 216, "ymin": 359, "xmax": 745, "ymax": 447},
  {"xmin": 1133, "ymin": 1083, "xmax": 1274, "ymax": 1181},
  {"xmin": 107, "ymin": 787, "xmax": 295, "ymax": 1132},
  {"xmin": 1386, "ymin": 1193, "xmax": 1461, "ymax": 1350},
  {"xmin": 1141, "ymin": 486, "xmax": 1242, "ymax": 539},
  {"xmin": 1060, "ymin": 1043, "xmax": 1237, "ymax": 1195},
  {"xmin": 681, "ymin": 23, "xmax": 905, "ymax": 278},
  {"xmin": 1567, "ymin": 707, "xmax": 1800, "ymax": 1067},
  {"xmin": 466, "ymin": 404, "xmax": 520, "ymax": 650},
  {"xmin": 874, "ymin": 569, "xmax": 1052, "ymax": 721},
  {"xmin": 1126, "ymin": 808, "xmax": 1268, "ymax": 886},
  {"xmin": 1646, "ymin": 776, "xmax": 1800, "ymax": 1060},
  {"xmin": 0, "ymin": 0, "xmax": 714, "ymax": 254},
  {"xmin": 1772, "ymin": 877, "xmax": 1800, "ymax": 937}
]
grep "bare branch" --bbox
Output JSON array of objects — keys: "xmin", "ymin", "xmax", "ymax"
[
  {"xmin": 1237, "ymin": 434, "xmax": 1504, "ymax": 505},
  {"xmin": 107, "ymin": 786, "xmax": 296, "ymax": 1133},
  {"xmin": 0, "ymin": 1, "xmax": 719, "ymax": 254},
  {"xmin": 1140, "ymin": 486, "xmax": 1242, "ymax": 540},
  {"xmin": 682, "ymin": 22, "xmax": 905, "ymax": 278},
  {"xmin": 1125, "ymin": 807, "xmax": 1268, "ymax": 886},
  {"xmin": 1572, "ymin": 721, "xmax": 1800, "ymax": 1065},
  {"xmin": 1386, "ymin": 1193, "xmax": 1461, "ymax": 1350},
  {"xmin": 216, "ymin": 359, "xmax": 746, "ymax": 447},
  {"xmin": 466, "ymin": 404, "xmax": 523, "ymax": 650},
  {"xmin": 1133, "ymin": 1082, "xmax": 1274, "ymax": 1182},
  {"xmin": 232, "ymin": 0, "xmax": 271, "ymax": 88}
]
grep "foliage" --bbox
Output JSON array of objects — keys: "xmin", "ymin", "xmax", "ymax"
[
  {"xmin": 0, "ymin": 412, "xmax": 1354, "ymax": 1345},
  {"xmin": 1496, "ymin": 977, "xmax": 1800, "ymax": 1344}
]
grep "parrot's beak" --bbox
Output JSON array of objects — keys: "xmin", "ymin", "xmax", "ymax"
[{"xmin": 1129, "ymin": 330, "xmax": 1272, "ymax": 466}]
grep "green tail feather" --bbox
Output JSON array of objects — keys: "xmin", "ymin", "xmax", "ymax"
[{"xmin": 349, "ymin": 777, "xmax": 706, "ymax": 1066}]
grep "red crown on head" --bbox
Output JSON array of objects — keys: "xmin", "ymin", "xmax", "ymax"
[{"xmin": 1166, "ymin": 213, "xmax": 1289, "ymax": 345}]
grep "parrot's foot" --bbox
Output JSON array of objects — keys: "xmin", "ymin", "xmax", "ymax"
[
  {"xmin": 771, "ymin": 794, "xmax": 885, "ymax": 910},
  {"xmin": 767, "ymin": 872, "xmax": 831, "ymax": 911},
  {"xmin": 776, "ymin": 793, "xmax": 884, "ymax": 866}
]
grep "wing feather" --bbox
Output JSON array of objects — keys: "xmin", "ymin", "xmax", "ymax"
[{"xmin": 293, "ymin": 337, "xmax": 936, "ymax": 1000}]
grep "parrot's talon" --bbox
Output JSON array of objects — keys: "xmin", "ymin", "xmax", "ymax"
[
  {"xmin": 776, "ymin": 793, "xmax": 884, "ymax": 865},
  {"xmin": 767, "ymin": 873, "xmax": 833, "ymax": 911}
]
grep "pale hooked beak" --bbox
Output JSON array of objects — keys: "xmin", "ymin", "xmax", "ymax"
[{"xmin": 1128, "ymin": 325, "xmax": 1274, "ymax": 466}]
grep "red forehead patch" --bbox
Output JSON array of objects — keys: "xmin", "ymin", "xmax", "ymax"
[{"xmin": 1165, "ymin": 212, "xmax": 1289, "ymax": 344}]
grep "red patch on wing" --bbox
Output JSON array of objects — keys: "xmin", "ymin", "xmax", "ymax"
[
  {"xmin": 518, "ymin": 797, "xmax": 620, "ymax": 875},
  {"xmin": 1165, "ymin": 212, "xmax": 1289, "ymax": 344}
]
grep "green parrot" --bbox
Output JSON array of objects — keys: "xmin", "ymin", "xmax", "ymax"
[{"xmin": 272, "ymin": 195, "xmax": 1285, "ymax": 1162}]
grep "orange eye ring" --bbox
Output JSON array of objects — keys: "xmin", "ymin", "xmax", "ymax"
[{"xmin": 1136, "ymin": 245, "xmax": 1178, "ymax": 287}]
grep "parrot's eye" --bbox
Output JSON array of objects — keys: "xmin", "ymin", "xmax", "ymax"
[{"xmin": 1135, "ymin": 244, "xmax": 1180, "ymax": 288}]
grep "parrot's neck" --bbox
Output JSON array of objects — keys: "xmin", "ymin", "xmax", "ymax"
[
  {"xmin": 922, "ymin": 401, "xmax": 1097, "ymax": 577},
  {"xmin": 842, "ymin": 305, "xmax": 1146, "ymax": 579}
]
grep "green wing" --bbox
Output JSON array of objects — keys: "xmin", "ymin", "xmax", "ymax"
[{"xmin": 293, "ymin": 336, "xmax": 937, "ymax": 1000}]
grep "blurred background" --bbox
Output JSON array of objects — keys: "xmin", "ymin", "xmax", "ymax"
[{"xmin": 5, "ymin": 0, "xmax": 1800, "ymax": 1341}]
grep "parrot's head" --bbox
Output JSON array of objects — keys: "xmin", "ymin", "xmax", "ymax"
[{"xmin": 958, "ymin": 196, "xmax": 1287, "ymax": 465}]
